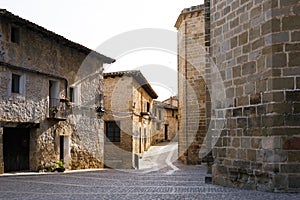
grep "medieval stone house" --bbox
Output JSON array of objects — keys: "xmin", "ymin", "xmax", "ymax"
[
  {"xmin": 177, "ymin": 0, "xmax": 300, "ymax": 192},
  {"xmin": 151, "ymin": 97, "xmax": 178, "ymax": 144},
  {"xmin": 0, "ymin": 9, "xmax": 114, "ymax": 173},
  {"xmin": 103, "ymin": 70, "xmax": 158, "ymax": 169}
]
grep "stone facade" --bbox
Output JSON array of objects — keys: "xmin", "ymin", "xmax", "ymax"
[
  {"xmin": 175, "ymin": 5, "xmax": 207, "ymax": 165},
  {"xmin": 103, "ymin": 70, "xmax": 158, "ymax": 169},
  {"xmin": 151, "ymin": 97, "xmax": 178, "ymax": 144},
  {"xmin": 176, "ymin": 0, "xmax": 300, "ymax": 192},
  {"xmin": 0, "ymin": 9, "xmax": 114, "ymax": 173},
  {"xmin": 209, "ymin": 0, "xmax": 300, "ymax": 192}
]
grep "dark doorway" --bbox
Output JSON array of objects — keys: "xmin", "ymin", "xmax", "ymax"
[
  {"xmin": 3, "ymin": 128, "xmax": 30, "ymax": 172},
  {"xmin": 60, "ymin": 136, "xmax": 64, "ymax": 161},
  {"xmin": 164, "ymin": 125, "xmax": 168, "ymax": 140}
]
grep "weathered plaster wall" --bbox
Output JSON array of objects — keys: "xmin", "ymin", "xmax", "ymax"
[{"xmin": 0, "ymin": 14, "xmax": 105, "ymax": 172}]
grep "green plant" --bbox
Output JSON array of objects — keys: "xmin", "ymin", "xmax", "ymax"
[
  {"xmin": 49, "ymin": 107, "xmax": 58, "ymax": 115},
  {"xmin": 44, "ymin": 162, "xmax": 56, "ymax": 172},
  {"xmin": 56, "ymin": 160, "xmax": 65, "ymax": 168}
]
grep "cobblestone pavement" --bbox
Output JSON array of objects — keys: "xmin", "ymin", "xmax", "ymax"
[
  {"xmin": 0, "ymin": 143, "xmax": 299, "ymax": 199},
  {"xmin": 139, "ymin": 142, "xmax": 178, "ymax": 172},
  {"xmin": 1, "ymin": 163, "xmax": 300, "ymax": 199}
]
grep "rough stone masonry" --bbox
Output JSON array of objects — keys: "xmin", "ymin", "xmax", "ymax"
[
  {"xmin": 208, "ymin": 0, "xmax": 300, "ymax": 192},
  {"xmin": 175, "ymin": 5, "xmax": 208, "ymax": 165}
]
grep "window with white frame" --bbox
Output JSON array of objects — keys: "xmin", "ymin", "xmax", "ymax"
[
  {"xmin": 11, "ymin": 74, "xmax": 20, "ymax": 93},
  {"xmin": 69, "ymin": 85, "xmax": 80, "ymax": 105},
  {"xmin": 9, "ymin": 72, "xmax": 25, "ymax": 96}
]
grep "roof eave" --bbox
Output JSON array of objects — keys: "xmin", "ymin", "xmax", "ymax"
[{"xmin": 0, "ymin": 9, "xmax": 115, "ymax": 63}]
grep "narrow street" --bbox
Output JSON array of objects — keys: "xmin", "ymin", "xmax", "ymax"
[
  {"xmin": 139, "ymin": 142, "xmax": 179, "ymax": 173},
  {"xmin": 0, "ymin": 142, "xmax": 299, "ymax": 200}
]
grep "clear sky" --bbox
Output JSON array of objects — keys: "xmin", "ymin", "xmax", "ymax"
[{"xmin": 0, "ymin": 0, "xmax": 204, "ymax": 100}]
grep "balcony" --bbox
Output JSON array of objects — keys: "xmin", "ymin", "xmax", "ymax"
[{"xmin": 48, "ymin": 98, "xmax": 70, "ymax": 120}]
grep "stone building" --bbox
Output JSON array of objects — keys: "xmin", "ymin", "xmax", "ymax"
[
  {"xmin": 177, "ymin": 0, "xmax": 300, "ymax": 192},
  {"xmin": 162, "ymin": 96, "xmax": 178, "ymax": 108},
  {"xmin": 175, "ymin": 5, "xmax": 208, "ymax": 165},
  {"xmin": 209, "ymin": 0, "xmax": 300, "ymax": 192},
  {"xmin": 103, "ymin": 70, "xmax": 158, "ymax": 169},
  {"xmin": 0, "ymin": 9, "xmax": 114, "ymax": 173},
  {"xmin": 151, "ymin": 97, "xmax": 178, "ymax": 144}
]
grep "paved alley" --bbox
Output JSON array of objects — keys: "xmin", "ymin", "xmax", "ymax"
[{"xmin": 0, "ymin": 142, "xmax": 299, "ymax": 200}]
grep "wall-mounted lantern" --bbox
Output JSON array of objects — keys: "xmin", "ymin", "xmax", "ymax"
[{"xmin": 96, "ymin": 106, "xmax": 105, "ymax": 118}]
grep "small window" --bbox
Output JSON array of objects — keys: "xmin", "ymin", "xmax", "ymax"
[
  {"xmin": 69, "ymin": 86, "xmax": 80, "ymax": 105},
  {"xmin": 157, "ymin": 123, "xmax": 161, "ymax": 130},
  {"xmin": 11, "ymin": 74, "xmax": 20, "ymax": 93},
  {"xmin": 146, "ymin": 102, "xmax": 150, "ymax": 112},
  {"xmin": 158, "ymin": 110, "xmax": 162, "ymax": 120},
  {"xmin": 105, "ymin": 121, "xmax": 120, "ymax": 142},
  {"xmin": 69, "ymin": 87, "xmax": 74, "ymax": 102},
  {"xmin": 172, "ymin": 110, "xmax": 175, "ymax": 118},
  {"xmin": 11, "ymin": 26, "xmax": 20, "ymax": 44}
]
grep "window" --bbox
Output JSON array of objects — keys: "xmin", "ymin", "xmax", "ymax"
[
  {"xmin": 9, "ymin": 72, "xmax": 25, "ymax": 96},
  {"xmin": 11, "ymin": 74, "xmax": 20, "ymax": 93},
  {"xmin": 157, "ymin": 123, "xmax": 161, "ymax": 130},
  {"xmin": 69, "ymin": 87, "xmax": 74, "ymax": 102},
  {"xmin": 69, "ymin": 85, "xmax": 80, "ymax": 105},
  {"xmin": 158, "ymin": 110, "xmax": 162, "ymax": 120},
  {"xmin": 49, "ymin": 80, "xmax": 59, "ymax": 108},
  {"xmin": 11, "ymin": 26, "xmax": 20, "ymax": 44},
  {"xmin": 146, "ymin": 102, "xmax": 150, "ymax": 112},
  {"xmin": 105, "ymin": 121, "xmax": 120, "ymax": 142}
]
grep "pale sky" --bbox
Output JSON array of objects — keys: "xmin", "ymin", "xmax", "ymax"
[{"xmin": 0, "ymin": 0, "xmax": 204, "ymax": 100}]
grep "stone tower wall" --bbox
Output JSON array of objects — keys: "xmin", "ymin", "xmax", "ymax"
[
  {"xmin": 176, "ymin": 5, "xmax": 207, "ymax": 164},
  {"xmin": 209, "ymin": 0, "xmax": 300, "ymax": 192}
]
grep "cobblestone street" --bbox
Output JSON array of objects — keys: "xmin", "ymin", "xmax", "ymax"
[{"xmin": 0, "ymin": 143, "xmax": 299, "ymax": 200}]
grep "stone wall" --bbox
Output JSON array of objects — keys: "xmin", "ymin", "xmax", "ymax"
[
  {"xmin": 104, "ymin": 72, "xmax": 154, "ymax": 169},
  {"xmin": 165, "ymin": 108, "xmax": 178, "ymax": 141},
  {"xmin": 151, "ymin": 101, "xmax": 178, "ymax": 144},
  {"xmin": 0, "ymin": 11, "xmax": 111, "ymax": 172},
  {"xmin": 104, "ymin": 75, "xmax": 134, "ymax": 169},
  {"xmin": 175, "ymin": 5, "xmax": 207, "ymax": 164},
  {"xmin": 209, "ymin": 0, "xmax": 300, "ymax": 192}
]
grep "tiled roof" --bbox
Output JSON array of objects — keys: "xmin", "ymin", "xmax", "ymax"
[
  {"xmin": 154, "ymin": 100, "xmax": 178, "ymax": 110},
  {"xmin": 104, "ymin": 70, "xmax": 158, "ymax": 99},
  {"xmin": 0, "ymin": 9, "xmax": 115, "ymax": 64},
  {"xmin": 163, "ymin": 96, "xmax": 178, "ymax": 102}
]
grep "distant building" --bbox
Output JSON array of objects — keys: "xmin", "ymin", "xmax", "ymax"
[
  {"xmin": 0, "ymin": 9, "xmax": 114, "ymax": 173},
  {"xmin": 152, "ymin": 97, "xmax": 178, "ymax": 144},
  {"xmin": 103, "ymin": 70, "xmax": 158, "ymax": 169}
]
